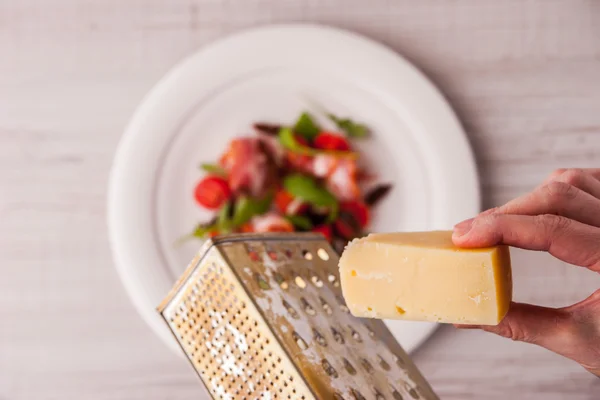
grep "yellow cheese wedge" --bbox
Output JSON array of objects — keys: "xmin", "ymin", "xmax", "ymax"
[{"xmin": 339, "ymin": 231, "xmax": 512, "ymax": 325}]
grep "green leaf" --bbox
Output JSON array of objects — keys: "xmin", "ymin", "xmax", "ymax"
[
  {"xmin": 283, "ymin": 174, "xmax": 338, "ymax": 209},
  {"xmin": 326, "ymin": 202, "xmax": 339, "ymax": 223},
  {"xmin": 217, "ymin": 202, "xmax": 232, "ymax": 233},
  {"xmin": 328, "ymin": 113, "xmax": 369, "ymax": 138},
  {"xmin": 232, "ymin": 194, "xmax": 273, "ymax": 227},
  {"xmin": 279, "ymin": 127, "xmax": 316, "ymax": 156},
  {"xmin": 192, "ymin": 224, "xmax": 215, "ymax": 238},
  {"xmin": 285, "ymin": 215, "xmax": 313, "ymax": 230},
  {"xmin": 174, "ymin": 220, "xmax": 217, "ymax": 245},
  {"xmin": 200, "ymin": 163, "xmax": 227, "ymax": 177},
  {"xmin": 294, "ymin": 112, "xmax": 321, "ymax": 140}
]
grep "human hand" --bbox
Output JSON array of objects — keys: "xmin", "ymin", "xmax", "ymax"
[{"xmin": 452, "ymin": 168, "xmax": 600, "ymax": 377}]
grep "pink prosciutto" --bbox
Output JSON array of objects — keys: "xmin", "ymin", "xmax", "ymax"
[
  {"xmin": 325, "ymin": 158, "xmax": 361, "ymax": 201},
  {"xmin": 220, "ymin": 138, "xmax": 276, "ymax": 197},
  {"xmin": 251, "ymin": 212, "xmax": 294, "ymax": 233}
]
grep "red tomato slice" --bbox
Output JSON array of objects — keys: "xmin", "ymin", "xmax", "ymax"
[
  {"xmin": 194, "ymin": 176, "xmax": 231, "ymax": 210},
  {"xmin": 275, "ymin": 190, "xmax": 294, "ymax": 213},
  {"xmin": 340, "ymin": 201, "xmax": 370, "ymax": 228},
  {"xmin": 275, "ymin": 190, "xmax": 308, "ymax": 215},
  {"xmin": 313, "ymin": 132, "xmax": 351, "ymax": 152},
  {"xmin": 312, "ymin": 225, "xmax": 332, "ymax": 242}
]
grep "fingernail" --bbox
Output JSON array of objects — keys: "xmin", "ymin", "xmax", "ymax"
[{"xmin": 453, "ymin": 218, "xmax": 474, "ymax": 237}]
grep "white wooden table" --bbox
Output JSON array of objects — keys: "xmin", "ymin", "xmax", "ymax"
[{"xmin": 1, "ymin": 1, "xmax": 600, "ymax": 399}]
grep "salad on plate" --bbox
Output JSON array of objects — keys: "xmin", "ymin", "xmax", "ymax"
[{"xmin": 184, "ymin": 111, "xmax": 391, "ymax": 253}]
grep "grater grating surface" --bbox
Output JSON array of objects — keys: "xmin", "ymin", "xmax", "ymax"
[{"xmin": 158, "ymin": 233, "xmax": 439, "ymax": 400}]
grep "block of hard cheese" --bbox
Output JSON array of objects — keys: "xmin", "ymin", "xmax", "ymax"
[{"xmin": 339, "ymin": 231, "xmax": 512, "ymax": 325}]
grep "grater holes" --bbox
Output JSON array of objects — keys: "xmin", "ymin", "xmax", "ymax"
[
  {"xmin": 378, "ymin": 355, "xmax": 391, "ymax": 371},
  {"xmin": 328, "ymin": 274, "xmax": 340, "ymax": 287},
  {"xmin": 342, "ymin": 357, "xmax": 357, "ymax": 375},
  {"xmin": 255, "ymin": 273, "xmax": 270, "ymax": 290},
  {"xmin": 319, "ymin": 296, "xmax": 332, "ymax": 315},
  {"xmin": 273, "ymin": 272, "xmax": 288, "ymax": 290},
  {"xmin": 311, "ymin": 275, "xmax": 324, "ymax": 288},
  {"xmin": 294, "ymin": 276, "xmax": 307, "ymax": 289},
  {"xmin": 374, "ymin": 388, "xmax": 386, "ymax": 400},
  {"xmin": 351, "ymin": 389, "xmax": 366, "ymax": 400},
  {"xmin": 320, "ymin": 359, "xmax": 338, "ymax": 378},
  {"xmin": 404, "ymin": 383, "xmax": 420, "ymax": 399},
  {"xmin": 350, "ymin": 327, "xmax": 362, "ymax": 342},
  {"xmin": 300, "ymin": 297, "xmax": 316, "ymax": 316},
  {"xmin": 336, "ymin": 296, "xmax": 349, "ymax": 313},
  {"xmin": 248, "ymin": 249, "xmax": 260, "ymax": 262},
  {"xmin": 317, "ymin": 248, "xmax": 329, "ymax": 260},
  {"xmin": 312, "ymin": 328, "xmax": 327, "ymax": 346},
  {"xmin": 366, "ymin": 325, "xmax": 375, "ymax": 339},
  {"xmin": 267, "ymin": 249, "xmax": 278, "ymax": 261},
  {"xmin": 282, "ymin": 299, "xmax": 299, "ymax": 319},
  {"xmin": 360, "ymin": 357, "xmax": 375, "ymax": 374},
  {"xmin": 331, "ymin": 327, "xmax": 344, "ymax": 344},
  {"xmin": 292, "ymin": 331, "xmax": 308, "ymax": 350},
  {"xmin": 393, "ymin": 354, "xmax": 405, "ymax": 367},
  {"xmin": 302, "ymin": 250, "xmax": 313, "ymax": 260}
]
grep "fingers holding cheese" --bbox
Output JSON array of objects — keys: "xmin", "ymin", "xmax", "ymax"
[{"xmin": 453, "ymin": 213, "xmax": 600, "ymax": 273}]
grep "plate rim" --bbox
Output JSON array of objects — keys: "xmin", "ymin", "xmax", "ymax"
[{"xmin": 107, "ymin": 23, "xmax": 480, "ymax": 356}]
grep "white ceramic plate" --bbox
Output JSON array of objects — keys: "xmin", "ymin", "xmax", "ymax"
[{"xmin": 108, "ymin": 24, "xmax": 479, "ymax": 355}]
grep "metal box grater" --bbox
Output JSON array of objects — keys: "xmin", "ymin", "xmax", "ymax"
[{"xmin": 158, "ymin": 233, "xmax": 439, "ymax": 400}]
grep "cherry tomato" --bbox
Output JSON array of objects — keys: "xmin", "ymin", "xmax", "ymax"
[
  {"xmin": 194, "ymin": 176, "xmax": 231, "ymax": 210},
  {"xmin": 275, "ymin": 190, "xmax": 294, "ymax": 213},
  {"xmin": 340, "ymin": 201, "xmax": 370, "ymax": 228},
  {"xmin": 313, "ymin": 132, "xmax": 351, "ymax": 152},
  {"xmin": 275, "ymin": 190, "xmax": 308, "ymax": 215},
  {"xmin": 312, "ymin": 225, "xmax": 332, "ymax": 242}
]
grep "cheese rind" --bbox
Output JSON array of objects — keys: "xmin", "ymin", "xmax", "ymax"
[{"xmin": 339, "ymin": 231, "xmax": 512, "ymax": 325}]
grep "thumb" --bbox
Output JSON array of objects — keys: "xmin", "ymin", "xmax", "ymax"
[
  {"xmin": 457, "ymin": 293, "xmax": 600, "ymax": 376},
  {"xmin": 457, "ymin": 302, "xmax": 576, "ymax": 355}
]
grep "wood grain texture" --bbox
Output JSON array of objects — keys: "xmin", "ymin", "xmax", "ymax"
[{"xmin": 1, "ymin": 0, "xmax": 600, "ymax": 399}]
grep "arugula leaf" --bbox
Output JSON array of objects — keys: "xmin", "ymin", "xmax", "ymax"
[
  {"xmin": 192, "ymin": 224, "xmax": 216, "ymax": 238},
  {"xmin": 285, "ymin": 215, "xmax": 313, "ymax": 230},
  {"xmin": 328, "ymin": 113, "xmax": 369, "ymax": 138},
  {"xmin": 283, "ymin": 174, "xmax": 338, "ymax": 208},
  {"xmin": 279, "ymin": 127, "xmax": 316, "ymax": 156},
  {"xmin": 293, "ymin": 112, "xmax": 321, "ymax": 140},
  {"xmin": 232, "ymin": 194, "xmax": 273, "ymax": 227},
  {"xmin": 174, "ymin": 219, "xmax": 217, "ymax": 245},
  {"xmin": 200, "ymin": 163, "xmax": 227, "ymax": 177}
]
